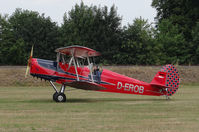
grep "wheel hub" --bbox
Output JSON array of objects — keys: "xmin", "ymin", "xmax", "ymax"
[{"xmin": 58, "ymin": 95, "xmax": 63, "ymax": 101}]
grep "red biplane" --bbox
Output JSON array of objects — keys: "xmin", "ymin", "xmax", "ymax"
[{"xmin": 25, "ymin": 45, "xmax": 180, "ymax": 102}]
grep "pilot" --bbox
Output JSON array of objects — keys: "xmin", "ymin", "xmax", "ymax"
[{"xmin": 93, "ymin": 65, "xmax": 101, "ymax": 83}]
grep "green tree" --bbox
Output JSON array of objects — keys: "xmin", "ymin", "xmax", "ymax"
[
  {"xmin": 6, "ymin": 39, "xmax": 27, "ymax": 64},
  {"xmin": 116, "ymin": 17, "xmax": 159, "ymax": 65},
  {"xmin": 191, "ymin": 22, "xmax": 199, "ymax": 64},
  {"xmin": 0, "ymin": 9, "xmax": 60, "ymax": 65},
  {"xmin": 152, "ymin": 0, "xmax": 199, "ymax": 36},
  {"xmin": 8, "ymin": 8, "xmax": 60, "ymax": 62},
  {"xmin": 60, "ymin": 2, "xmax": 122, "ymax": 64},
  {"xmin": 0, "ymin": 14, "xmax": 19, "ymax": 65},
  {"xmin": 152, "ymin": 0, "xmax": 199, "ymax": 64},
  {"xmin": 155, "ymin": 19, "xmax": 186, "ymax": 64}
]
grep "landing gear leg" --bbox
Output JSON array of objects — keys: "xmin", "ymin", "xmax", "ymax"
[{"xmin": 50, "ymin": 81, "xmax": 66, "ymax": 102}]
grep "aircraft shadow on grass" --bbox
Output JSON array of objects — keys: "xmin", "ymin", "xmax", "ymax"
[{"xmin": 21, "ymin": 98, "xmax": 174, "ymax": 103}]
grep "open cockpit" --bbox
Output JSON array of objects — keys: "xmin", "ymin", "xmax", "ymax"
[{"xmin": 55, "ymin": 45, "xmax": 102, "ymax": 83}]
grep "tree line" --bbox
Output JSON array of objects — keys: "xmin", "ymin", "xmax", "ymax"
[{"xmin": 0, "ymin": 1, "xmax": 199, "ymax": 65}]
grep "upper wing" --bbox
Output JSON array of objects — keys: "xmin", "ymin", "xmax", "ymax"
[
  {"xmin": 65, "ymin": 81, "xmax": 106, "ymax": 91},
  {"xmin": 55, "ymin": 45, "xmax": 101, "ymax": 58}
]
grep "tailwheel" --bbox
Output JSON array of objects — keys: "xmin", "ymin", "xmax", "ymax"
[{"xmin": 165, "ymin": 94, "xmax": 170, "ymax": 100}]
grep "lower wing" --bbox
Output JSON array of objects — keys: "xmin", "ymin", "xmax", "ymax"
[{"xmin": 65, "ymin": 81, "xmax": 106, "ymax": 91}]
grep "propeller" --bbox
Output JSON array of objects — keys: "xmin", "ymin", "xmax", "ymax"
[{"xmin": 25, "ymin": 45, "xmax": 34, "ymax": 78}]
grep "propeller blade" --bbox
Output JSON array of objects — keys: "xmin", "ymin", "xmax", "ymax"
[
  {"xmin": 25, "ymin": 65, "xmax": 30, "ymax": 78},
  {"xmin": 25, "ymin": 45, "xmax": 34, "ymax": 78},
  {"xmin": 30, "ymin": 45, "xmax": 34, "ymax": 57}
]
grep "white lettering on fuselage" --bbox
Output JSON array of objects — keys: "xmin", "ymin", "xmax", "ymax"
[{"xmin": 117, "ymin": 82, "xmax": 144, "ymax": 94}]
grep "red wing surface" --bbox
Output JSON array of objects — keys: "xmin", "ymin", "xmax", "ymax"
[
  {"xmin": 55, "ymin": 45, "xmax": 101, "ymax": 58},
  {"xmin": 65, "ymin": 81, "xmax": 106, "ymax": 91}
]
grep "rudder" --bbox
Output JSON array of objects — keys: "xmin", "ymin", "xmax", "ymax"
[{"xmin": 160, "ymin": 64, "xmax": 180, "ymax": 96}]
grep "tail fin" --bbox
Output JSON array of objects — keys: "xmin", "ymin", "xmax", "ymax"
[{"xmin": 151, "ymin": 64, "xmax": 180, "ymax": 96}]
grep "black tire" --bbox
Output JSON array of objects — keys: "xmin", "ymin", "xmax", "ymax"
[
  {"xmin": 55, "ymin": 93, "xmax": 66, "ymax": 102},
  {"xmin": 53, "ymin": 92, "xmax": 58, "ymax": 102}
]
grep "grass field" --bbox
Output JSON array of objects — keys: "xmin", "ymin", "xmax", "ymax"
[{"xmin": 0, "ymin": 85, "xmax": 199, "ymax": 132}]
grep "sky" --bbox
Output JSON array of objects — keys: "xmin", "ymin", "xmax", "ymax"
[{"xmin": 0, "ymin": 0, "xmax": 157, "ymax": 26}]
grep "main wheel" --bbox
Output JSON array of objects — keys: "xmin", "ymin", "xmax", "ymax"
[
  {"xmin": 53, "ymin": 92, "xmax": 58, "ymax": 102},
  {"xmin": 55, "ymin": 93, "xmax": 66, "ymax": 102}
]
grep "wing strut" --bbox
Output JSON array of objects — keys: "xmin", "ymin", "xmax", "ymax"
[
  {"xmin": 70, "ymin": 50, "xmax": 80, "ymax": 81},
  {"xmin": 87, "ymin": 56, "xmax": 94, "ymax": 82},
  {"xmin": 56, "ymin": 52, "xmax": 60, "ymax": 71}
]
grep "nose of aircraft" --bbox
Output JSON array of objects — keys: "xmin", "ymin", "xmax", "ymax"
[{"xmin": 29, "ymin": 58, "xmax": 40, "ymax": 75}]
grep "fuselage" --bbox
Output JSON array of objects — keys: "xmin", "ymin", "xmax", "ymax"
[{"xmin": 30, "ymin": 58, "xmax": 166, "ymax": 96}]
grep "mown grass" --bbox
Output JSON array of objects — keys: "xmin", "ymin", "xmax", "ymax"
[{"xmin": 0, "ymin": 85, "xmax": 199, "ymax": 132}]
